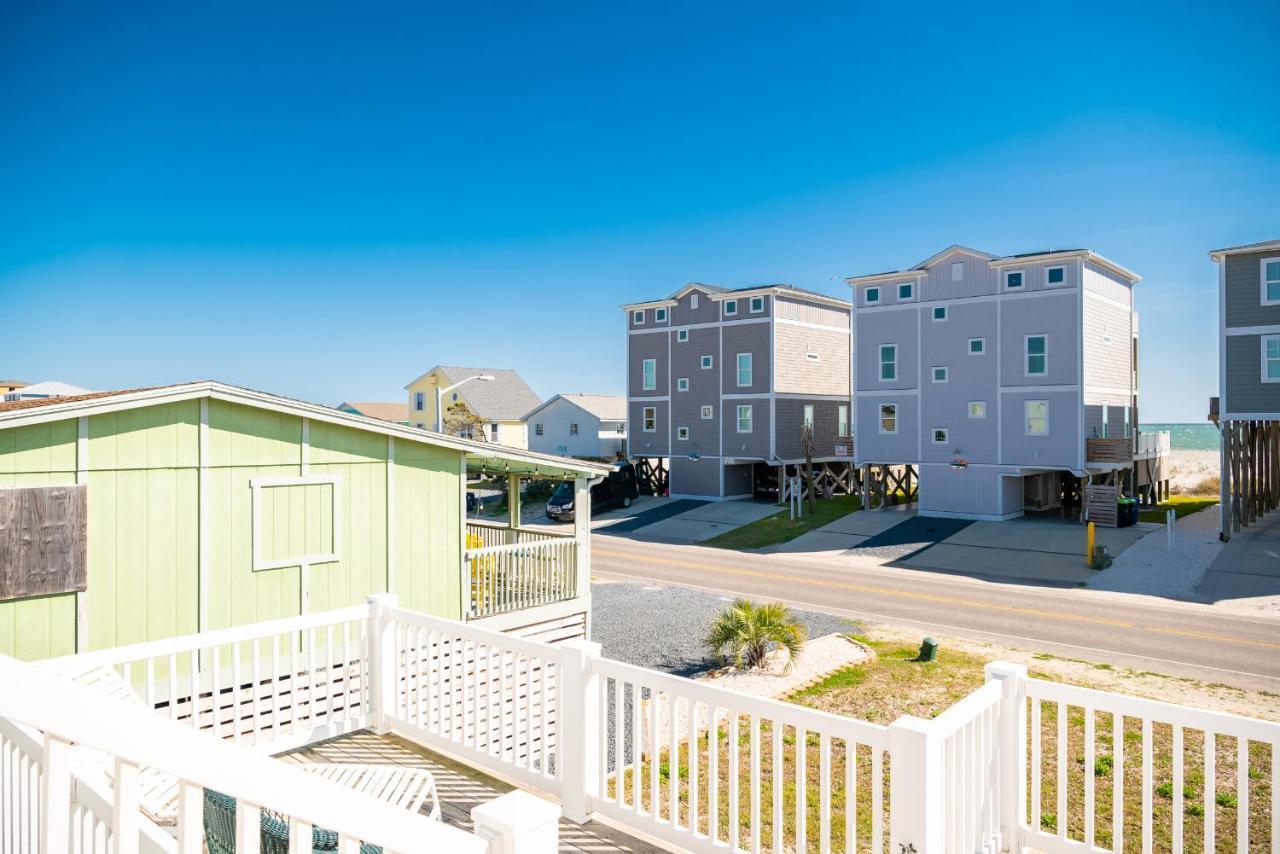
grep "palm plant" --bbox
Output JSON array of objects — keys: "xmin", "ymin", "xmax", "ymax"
[{"xmin": 704, "ymin": 599, "xmax": 807, "ymax": 671}]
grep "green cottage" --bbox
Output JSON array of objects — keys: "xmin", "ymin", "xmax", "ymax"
[{"xmin": 0, "ymin": 381, "xmax": 608, "ymax": 661}]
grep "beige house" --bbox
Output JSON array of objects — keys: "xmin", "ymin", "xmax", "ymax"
[{"xmin": 405, "ymin": 366, "xmax": 541, "ymax": 448}]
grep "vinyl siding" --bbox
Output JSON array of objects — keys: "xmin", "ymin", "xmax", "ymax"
[
  {"xmin": 526, "ymin": 399, "xmax": 608, "ymax": 457},
  {"xmin": 721, "ymin": 397, "xmax": 770, "ymax": 459},
  {"xmin": 920, "ymin": 301, "xmax": 998, "ymax": 465},
  {"xmin": 999, "ymin": 389, "xmax": 1080, "ymax": 467},
  {"xmin": 722, "ymin": 294, "xmax": 771, "ymax": 320},
  {"xmin": 998, "ymin": 293, "xmax": 1079, "ymax": 386},
  {"xmin": 774, "ymin": 398, "xmax": 848, "ymax": 460},
  {"xmin": 722, "ymin": 323, "xmax": 771, "ymax": 395},
  {"xmin": 774, "ymin": 296, "xmax": 850, "ymax": 327},
  {"xmin": 855, "ymin": 307, "xmax": 919, "ymax": 391},
  {"xmin": 628, "ymin": 330, "xmax": 670, "ymax": 397},
  {"xmin": 1225, "ymin": 334, "xmax": 1280, "ymax": 414},
  {"xmin": 1223, "ymin": 249, "xmax": 1280, "ymax": 329},
  {"xmin": 854, "ymin": 395, "xmax": 918, "ymax": 464},
  {"xmin": 671, "ymin": 288, "xmax": 722, "ymax": 327},
  {"xmin": 723, "ymin": 463, "xmax": 753, "ymax": 497},
  {"xmin": 918, "ymin": 464, "xmax": 1014, "ymax": 518},
  {"xmin": 774, "ymin": 325, "xmax": 850, "ymax": 395},
  {"xmin": 668, "ymin": 455, "xmax": 722, "ymax": 497},
  {"xmin": 1082, "ymin": 294, "xmax": 1133, "ymax": 392},
  {"xmin": 629, "ymin": 399, "xmax": 670, "ymax": 457}
]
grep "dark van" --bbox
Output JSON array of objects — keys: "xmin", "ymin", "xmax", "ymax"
[{"xmin": 546, "ymin": 462, "xmax": 640, "ymax": 522}]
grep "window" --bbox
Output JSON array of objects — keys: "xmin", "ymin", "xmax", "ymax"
[
  {"xmin": 932, "ymin": 366, "xmax": 949, "ymax": 383},
  {"xmin": 803, "ymin": 404, "xmax": 814, "ymax": 428},
  {"xmin": 570, "ymin": 423, "xmax": 580, "ymax": 436},
  {"xmin": 1025, "ymin": 400, "xmax": 1048, "ymax": 436},
  {"xmin": 866, "ymin": 287, "xmax": 880, "ymax": 304},
  {"xmin": 968, "ymin": 337, "xmax": 986, "ymax": 355},
  {"xmin": 1026, "ymin": 335, "xmax": 1047, "ymax": 376},
  {"xmin": 1124, "ymin": 406, "xmax": 1131, "ymax": 439},
  {"xmin": 932, "ymin": 306, "xmax": 948, "ymax": 322},
  {"xmin": 805, "ymin": 351, "xmax": 819, "ymax": 362},
  {"xmin": 725, "ymin": 299, "xmax": 738, "ymax": 316},
  {"xmin": 1264, "ymin": 258, "xmax": 1280, "ymax": 304},
  {"xmin": 633, "ymin": 310, "xmax": 644, "ymax": 325},
  {"xmin": 414, "ymin": 391, "xmax": 425, "ymax": 411},
  {"xmin": 677, "ymin": 329, "xmax": 689, "ymax": 342},
  {"xmin": 677, "ymin": 377, "xmax": 689, "ymax": 392},
  {"xmin": 415, "ymin": 422, "xmax": 424, "ymax": 429},
  {"xmin": 1100, "ymin": 403, "xmax": 1110, "ymax": 438},
  {"xmin": 1005, "ymin": 270, "xmax": 1024, "ymax": 290},
  {"xmin": 616, "ymin": 423, "xmax": 626, "ymax": 434},
  {"xmin": 737, "ymin": 405, "xmax": 753, "ymax": 433},
  {"xmin": 701, "ymin": 355, "xmax": 714, "ymax": 370},
  {"xmin": 655, "ymin": 307, "xmax": 667, "ymax": 323},
  {"xmin": 932, "ymin": 428, "xmax": 949, "ymax": 445},
  {"xmin": 737, "ymin": 353, "xmax": 753, "ymax": 387},
  {"xmin": 535, "ymin": 423, "xmax": 544, "ymax": 436},
  {"xmin": 837, "ymin": 404, "xmax": 849, "ymax": 436},
  {"xmin": 879, "ymin": 344, "xmax": 897, "ymax": 381},
  {"xmin": 642, "ymin": 407, "xmax": 657, "ymax": 432},
  {"xmin": 897, "ymin": 282, "xmax": 914, "ymax": 301},
  {"xmin": 1046, "ymin": 266, "xmax": 1065, "ymax": 286},
  {"xmin": 878, "ymin": 403, "xmax": 898, "ymax": 435},
  {"xmin": 701, "ymin": 405, "xmax": 714, "ymax": 420},
  {"xmin": 1102, "ymin": 334, "xmax": 1113, "ymax": 346},
  {"xmin": 677, "ymin": 426, "xmax": 689, "ymax": 441},
  {"xmin": 490, "ymin": 423, "xmax": 499, "ymax": 439},
  {"xmin": 642, "ymin": 358, "xmax": 657, "ymax": 390},
  {"xmin": 1263, "ymin": 335, "xmax": 1280, "ymax": 382},
  {"xmin": 691, "ymin": 293, "xmax": 700, "ymax": 309},
  {"xmin": 968, "ymin": 401, "xmax": 986, "ymax": 419},
  {"xmin": 750, "ymin": 296, "xmax": 764, "ymax": 313},
  {"xmin": 951, "ymin": 262, "xmax": 964, "ymax": 281}
]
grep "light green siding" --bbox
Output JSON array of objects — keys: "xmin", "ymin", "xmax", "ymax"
[{"xmin": 0, "ymin": 397, "xmax": 467, "ymax": 660}]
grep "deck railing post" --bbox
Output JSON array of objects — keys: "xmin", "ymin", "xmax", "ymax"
[
  {"xmin": 888, "ymin": 715, "xmax": 944, "ymax": 852},
  {"xmin": 985, "ymin": 660, "xmax": 1028, "ymax": 851},
  {"xmin": 366, "ymin": 593, "xmax": 399, "ymax": 733},
  {"xmin": 558, "ymin": 637, "xmax": 602, "ymax": 823},
  {"xmin": 572, "ymin": 477, "xmax": 593, "ymax": 630}
]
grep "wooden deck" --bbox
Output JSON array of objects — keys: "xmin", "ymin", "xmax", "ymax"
[{"xmin": 282, "ymin": 731, "xmax": 668, "ymax": 853}]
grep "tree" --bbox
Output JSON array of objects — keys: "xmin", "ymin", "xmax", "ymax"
[
  {"xmin": 704, "ymin": 599, "xmax": 807, "ymax": 671},
  {"xmin": 443, "ymin": 401, "xmax": 489, "ymax": 441},
  {"xmin": 801, "ymin": 422, "xmax": 817, "ymax": 513}
]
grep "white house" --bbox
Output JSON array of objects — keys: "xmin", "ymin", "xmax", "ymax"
[
  {"xmin": 2, "ymin": 380, "xmax": 90, "ymax": 402},
  {"xmin": 523, "ymin": 393, "xmax": 627, "ymax": 459}
]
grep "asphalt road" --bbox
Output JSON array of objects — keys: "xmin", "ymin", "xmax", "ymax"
[{"xmin": 590, "ymin": 532, "xmax": 1280, "ymax": 693}]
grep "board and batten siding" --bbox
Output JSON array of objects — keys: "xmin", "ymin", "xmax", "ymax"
[
  {"xmin": 774, "ymin": 296, "xmax": 849, "ymax": 327},
  {"xmin": 0, "ymin": 398, "xmax": 465, "ymax": 661},
  {"xmin": 917, "ymin": 464, "xmax": 1019, "ymax": 518}
]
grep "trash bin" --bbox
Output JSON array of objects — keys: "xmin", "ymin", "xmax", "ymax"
[{"xmin": 1117, "ymin": 497, "xmax": 1138, "ymax": 527}]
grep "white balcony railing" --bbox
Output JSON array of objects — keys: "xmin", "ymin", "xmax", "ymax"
[
  {"xmin": 466, "ymin": 530, "xmax": 580, "ymax": 618},
  {"xmin": 1136, "ymin": 429, "xmax": 1172, "ymax": 457}
]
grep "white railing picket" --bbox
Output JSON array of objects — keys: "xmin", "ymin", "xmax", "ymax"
[{"xmin": 464, "ymin": 534, "xmax": 581, "ymax": 618}]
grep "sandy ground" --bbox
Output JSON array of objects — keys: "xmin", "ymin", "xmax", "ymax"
[
  {"xmin": 1089, "ymin": 505, "xmax": 1222, "ymax": 598},
  {"xmin": 1168, "ymin": 448, "xmax": 1219, "ymax": 494},
  {"xmin": 699, "ymin": 633, "xmax": 870, "ymax": 698}
]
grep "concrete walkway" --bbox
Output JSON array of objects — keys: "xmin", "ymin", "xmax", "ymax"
[
  {"xmin": 628, "ymin": 499, "xmax": 780, "ymax": 544},
  {"xmin": 1196, "ymin": 508, "xmax": 1280, "ymax": 614}
]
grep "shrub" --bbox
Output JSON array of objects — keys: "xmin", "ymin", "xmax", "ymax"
[
  {"xmin": 704, "ymin": 599, "xmax": 807, "ymax": 671},
  {"xmin": 1187, "ymin": 475, "xmax": 1220, "ymax": 496}
]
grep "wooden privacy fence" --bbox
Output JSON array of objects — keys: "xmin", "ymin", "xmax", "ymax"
[{"xmin": 1086, "ymin": 483, "xmax": 1120, "ymax": 527}]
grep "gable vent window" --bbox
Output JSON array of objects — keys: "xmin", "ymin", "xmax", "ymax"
[
  {"xmin": 691, "ymin": 293, "xmax": 700, "ymax": 309},
  {"xmin": 951, "ymin": 262, "xmax": 963, "ymax": 281},
  {"xmin": 805, "ymin": 351, "xmax": 820, "ymax": 362}
]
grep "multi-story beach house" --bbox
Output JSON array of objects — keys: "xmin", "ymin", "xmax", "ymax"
[
  {"xmin": 623, "ymin": 283, "xmax": 852, "ymax": 498},
  {"xmin": 1211, "ymin": 237, "xmax": 1280, "ymax": 539},
  {"xmin": 846, "ymin": 245, "xmax": 1153, "ymax": 521}
]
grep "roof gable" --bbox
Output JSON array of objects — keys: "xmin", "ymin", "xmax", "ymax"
[
  {"xmin": 914, "ymin": 245, "xmax": 997, "ymax": 269},
  {"xmin": 524, "ymin": 394, "xmax": 626, "ymax": 422},
  {"xmin": 403, "ymin": 366, "xmax": 542, "ymax": 421}
]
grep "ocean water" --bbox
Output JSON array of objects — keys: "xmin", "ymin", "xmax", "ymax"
[{"xmin": 1139, "ymin": 423, "xmax": 1219, "ymax": 451}]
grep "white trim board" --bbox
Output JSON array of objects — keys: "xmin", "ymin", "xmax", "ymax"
[
  {"xmin": 249, "ymin": 475, "xmax": 343, "ymax": 573},
  {"xmin": 851, "ymin": 285, "xmax": 1080, "ymax": 314},
  {"xmin": 1225, "ymin": 324, "xmax": 1280, "ymax": 337},
  {"xmin": 773, "ymin": 317, "xmax": 852, "ymax": 334}
]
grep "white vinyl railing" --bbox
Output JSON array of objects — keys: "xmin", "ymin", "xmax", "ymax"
[
  {"xmin": 1135, "ymin": 430, "xmax": 1171, "ymax": 457},
  {"xmin": 0, "ymin": 652, "xmax": 487, "ymax": 854},
  {"xmin": 466, "ymin": 536, "xmax": 579, "ymax": 618},
  {"xmin": 466, "ymin": 519, "xmax": 573, "ymax": 548},
  {"xmin": 932, "ymin": 679, "xmax": 1004, "ymax": 853}
]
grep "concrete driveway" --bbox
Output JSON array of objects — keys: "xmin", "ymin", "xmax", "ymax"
[
  {"xmin": 1196, "ymin": 510, "xmax": 1280, "ymax": 608},
  {"xmin": 761, "ymin": 504, "xmax": 917, "ymax": 556},
  {"xmin": 628, "ymin": 499, "xmax": 781, "ymax": 544}
]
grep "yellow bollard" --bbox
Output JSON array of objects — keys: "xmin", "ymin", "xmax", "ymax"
[{"xmin": 1086, "ymin": 521, "xmax": 1095, "ymax": 568}]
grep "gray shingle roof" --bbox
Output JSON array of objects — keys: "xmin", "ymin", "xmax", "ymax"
[{"xmin": 434, "ymin": 366, "xmax": 542, "ymax": 422}]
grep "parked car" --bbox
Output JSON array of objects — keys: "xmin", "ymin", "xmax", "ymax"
[{"xmin": 546, "ymin": 462, "xmax": 639, "ymax": 522}]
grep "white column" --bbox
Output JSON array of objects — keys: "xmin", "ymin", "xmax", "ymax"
[
  {"xmin": 508, "ymin": 474, "xmax": 522, "ymax": 534},
  {"xmin": 572, "ymin": 477, "xmax": 592, "ymax": 606},
  {"xmin": 366, "ymin": 592, "xmax": 399, "ymax": 732},
  {"xmin": 888, "ymin": 715, "xmax": 944, "ymax": 852},
  {"xmin": 558, "ymin": 637, "xmax": 602, "ymax": 823},
  {"xmin": 985, "ymin": 660, "xmax": 1028, "ymax": 851},
  {"xmin": 40, "ymin": 734, "xmax": 73, "ymax": 853},
  {"xmin": 471, "ymin": 790, "xmax": 560, "ymax": 854}
]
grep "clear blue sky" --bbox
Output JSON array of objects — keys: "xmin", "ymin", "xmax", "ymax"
[{"xmin": 2, "ymin": 2, "xmax": 1277, "ymax": 421}]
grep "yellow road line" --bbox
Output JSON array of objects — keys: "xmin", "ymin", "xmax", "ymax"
[{"xmin": 1146, "ymin": 626, "xmax": 1280, "ymax": 650}]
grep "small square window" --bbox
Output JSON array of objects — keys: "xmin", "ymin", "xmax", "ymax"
[
  {"xmin": 677, "ymin": 426, "xmax": 689, "ymax": 441},
  {"xmin": 932, "ymin": 428, "xmax": 949, "ymax": 445},
  {"xmin": 932, "ymin": 306, "xmax": 948, "ymax": 321},
  {"xmin": 951, "ymin": 262, "xmax": 963, "ymax": 282},
  {"xmin": 535, "ymin": 423, "xmax": 544, "ymax": 435},
  {"xmin": 866, "ymin": 287, "xmax": 880, "ymax": 304},
  {"xmin": 655, "ymin": 307, "xmax": 667, "ymax": 322},
  {"xmin": 932, "ymin": 366, "xmax": 949, "ymax": 383},
  {"xmin": 633, "ymin": 310, "xmax": 644, "ymax": 325},
  {"xmin": 724, "ymin": 299, "xmax": 738, "ymax": 316},
  {"xmin": 642, "ymin": 407, "xmax": 657, "ymax": 432},
  {"xmin": 898, "ymin": 282, "xmax": 914, "ymax": 300},
  {"xmin": 968, "ymin": 338, "xmax": 986, "ymax": 355},
  {"xmin": 677, "ymin": 329, "xmax": 689, "ymax": 342},
  {"xmin": 701, "ymin": 355, "xmax": 714, "ymax": 370},
  {"xmin": 1005, "ymin": 270, "xmax": 1024, "ymax": 290},
  {"xmin": 968, "ymin": 401, "xmax": 986, "ymax": 419},
  {"xmin": 878, "ymin": 403, "xmax": 897, "ymax": 435},
  {"xmin": 677, "ymin": 377, "xmax": 689, "ymax": 392},
  {"xmin": 750, "ymin": 296, "xmax": 764, "ymax": 313},
  {"xmin": 1046, "ymin": 266, "xmax": 1065, "ymax": 285},
  {"xmin": 700, "ymin": 405, "xmax": 714, "ymax": 420},
  {"xmin": 569, "ymin": 423, "xmax": 579, "ymax": 436}
]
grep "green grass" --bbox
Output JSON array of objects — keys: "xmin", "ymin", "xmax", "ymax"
[
  {"xmin": 1137, "ymin": 495, "xmax": 1219, "ymax": 524},
  {"xmin": 703, "ymin": 495, "xmax": 862, "ymax": 550}
]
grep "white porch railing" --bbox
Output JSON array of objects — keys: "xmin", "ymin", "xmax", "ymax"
[
  {"xmin": 1135, "ymin": 430, "xmax": 1171, "ymax": 457},
  {"xmin": 466, "ymin": 519, "xmax": 573, "ymax": 548},
  {"xmin": 466, "ymin": 536, "xmax": 580, "ymax": 618}
]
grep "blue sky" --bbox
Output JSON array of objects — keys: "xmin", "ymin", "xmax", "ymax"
[{"xmin": 2, "ymin": 2, "xmax": 1276, "ymax": 421}]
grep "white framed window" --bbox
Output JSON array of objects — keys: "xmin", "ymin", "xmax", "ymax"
[
  {"xmin": 691, "ymin": 293, "xmax": 700, "ymax": 309},
  {"xmin": 837, "ymin": 404, "xmax": 848, "ymax": 436},
  {"xmin": 655, "ymin": 307, "xmax": 667, "ymax": 323},
  {"xmin": 968, "ymin": 401, "xmax": 987, "ymax": 419},
  {"xmin": 701, "ymin": 355, "xmax": 714, "ymax": 370},
  {"xmin": 570, "ymin": 423, "xmax": 580, "ymax": 436},
  {"xmin": 677, "ymin": 377, "xmax": 689, "ymax": 392},
  {"xmin": 750, "ymin": 295, "xmax": 764, "ymax": 313},
  {"xmin": 642, "ymin": 358, "xmax": 657, "ymax": 390},
  {"xmin": 736, "ymin": 404, "xmax": 753, "ymax": 433},
  {"xmin": 879, "ymin": 344, "xmax": 897, "ymax": 381},
  {"xmin": 1004, "ymin": 270, "xmax": 1024, "ymax": 290},
  {"xmin": 724, "ymin": 299, "xmax": 738, "ymax": 316},
  {"xmin": 1100, "ymin": 403, "xmax": 1110, "ymax": 438},
  {"xmin": 1025, "ymin": 334, "xmax": 1048, "ymax": 376},
  {"xmin": 932, "ymin": 306, "xmax": 948, "ymax": 322},
  {"xmin": 865, "ymin": 287, "xmax": 880, "ymax": 304},
  {"xmin": 1262, "ymin": 335, "xmax": 1280, "ymax": 382},
  {"xmin": 633, "ymin": 309, "xmax": 644, "ymax": 325},
  {"xmin": 805, "ymin": 350, "xmax": 820, "ymax": 362},
  {"xmin": 535, "ymin": 423, "xmax": 544, "ymax": 436},
  {"xmin": 803, "ymin": 404, "xmax": 814, "ymax": 428},
  {"xmin": 968, "ymin": 337, "xmax": 986, "ymax": 355},
  {"xmin": 677, "ymin": 426, "xmax": 689, "ymax": 441},
  {"xmin": 1263, "ymin": 258, "xmax": 1280, "ymax": 304},
  {"xmin": 490, "ymin": 423, "xmax": 499, "ymax": 440},
  {"xmin": 932, "ymin": 428, "xmax": 949, "ymax": 445},
  {"xmin": 951, "ymin": 261, "xmax": 964, "ymax": 281},
  {"xmin": 736, "ymin": 352, "xmax": 753, "ymax": 387},
  {"xmin": 878, "ymin": 403, "xmax": 898, "ymax": 435},
  {"xmin": 897, "ymin": 282, "xmax": 914, "ymax": 301},
  {"xmin": 1046, "ymin": 265, "xmax": 1066, "ymax": 286},
  {"xmin": 642, "ymin": 406, "xmax": 657, "ymax": 432},
  {"xmin": 251, "ymin": 476, "xmax": 341, "ymax": 572},
  {"xmin": 677, "ymin": 329, "xmax": 689, "ymax": 342},
  {"xmin": 1102, "ymin": 334, "xmax": 1113, "ymax": 346},
  {"xmin": 1025, "ymin": 400, "xmax": 1049, "ymax": 436},
  {"xmin": 700, "ymin": 405, "xmax": 714, "ymax": 420},
  {"xmin": 931, "ymin": 366, "xmax": 949, "ymax": 383},
  {"xmin": 414, "ymin": 391, "xmax": 425, "ymax": 411}
]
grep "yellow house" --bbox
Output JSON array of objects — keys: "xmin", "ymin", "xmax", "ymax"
[{"xmin": 405, "ymin": 366, "xmax": 540, "ymax": 448}]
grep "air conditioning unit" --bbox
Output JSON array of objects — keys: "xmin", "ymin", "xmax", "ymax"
[{"xmin": 1024, "ymin": 473, "xmax": 1062, "ymax": 511}]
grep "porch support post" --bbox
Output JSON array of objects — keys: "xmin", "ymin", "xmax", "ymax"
[
  {"xmin": 888, "ymin": 715, "xmax": 944, "ymax": 852},
  {"xmin": 366, "ymin": 592, "xmax": 399, "ymax": 733},
  {"xmin": 559, "ymin": 637, "xmax": 603, "ymax": 823},
  {"xmin": 572, "ymin": 477, "xmax": 591, "ymax": 603},
  {"xmin": 985, "ymin": 661, "xmax": 1029, "ymax": 851},
  {"xmin": 507, "ymin": 474, "xmax": 522, "ymax": 537}
]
